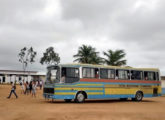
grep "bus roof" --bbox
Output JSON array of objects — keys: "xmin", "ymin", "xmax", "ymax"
[{"xmin": 48, "ymin": 63, "xmax": 159, "ymax": 72}]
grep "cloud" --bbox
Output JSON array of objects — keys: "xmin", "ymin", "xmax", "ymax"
[{"xmin": 0, "ymin": 0, "xmax": 165, "ymax": 75}]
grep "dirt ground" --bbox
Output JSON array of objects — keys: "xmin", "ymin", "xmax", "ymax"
[{"xmin": 0, "ymin": 85, "xmax": 165, "ymax": 120}]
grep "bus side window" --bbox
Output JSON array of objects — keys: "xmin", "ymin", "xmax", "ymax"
[
  {"xmin": 144, "ymin": 71, "xmax": 156, "ymax": 81},
  {"xmin": 156, "ymin": 72, "xmax": 159, "ymax": 81},
  {"xmin": 117, "ymin": 69, "xmax": 129, "ymax": 80},
  {"xmin": 95, "ymin": 68, "xmax": 99, "ymax": 78},
  {"xmin": 82, "ymin": 67, "xmax": 99, "ymax": 79},
  {"xmin": 100, "ymin": 69, "xmax": 115, "ymax": 79},
  {"xmin": 115, "ymin": 70, "xmax": 118, "ymax": 79},
  {"xmin": 144, "ymin": 71, "xmax": 148, "ymax": 80},
  {"xmin": 153, "ymin": 72, "xmax": 156, "ymax": 80},
  {"xmin": 148, "ymin": 72, "xmax": 155, "ymax": 81},
  {"xmin": 62, "ymin": 67, "xmax": 79, "ymax": 83},
  {"xmin": 131, "ymin": 70, "xmax": 143, "ymax": 80}
]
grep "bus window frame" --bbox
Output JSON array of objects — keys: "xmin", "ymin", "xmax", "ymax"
[
  {"xmin": 143, "ymin": 71, "xmax": 156, "ymax": 81},
  {"xmin": 100, "ymin": 68, "xmax": 115, "ymax": 80},
  {"xmin": 130, "ymin": 70, "xmax": 143, "ymax": 80},
  {"xmin": 115, "ymin": 69, "xmax": 130, "ymax": 80},
  {"xmin": 61, "ymin": 67, "xmax": 80, "ymax": 84},
  {"xmin": 156, "ymin": 72, "xmax": 160, "ymax": 81},
  {"xmin": 82, "ymin": 67, "xmax": 99, "ymax": 79}
]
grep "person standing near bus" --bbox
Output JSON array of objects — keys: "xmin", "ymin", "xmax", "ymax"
[
  {"xmin": 7, "ymin": 82, "xmax": 18, "ymax": 99},
  {"xmin": 32, "ymin": 81, "xmax": 37, "ymax": 97},
  {"xmin": 39, "ymin": 80, "xmax": 42, "ymax": 90},
  {"xmin": 29, "ymin": 81, "xmax": 33, "ymax": 94},
  {"xmin": 20, "ymin": 80, "xmax": 25, "ymax": 94}
]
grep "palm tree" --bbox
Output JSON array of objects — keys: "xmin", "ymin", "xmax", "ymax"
[
  {"xmin": 90, "ymin": 53, "xmax": 103, "ymax": 64},
  {"xmin": 103, "ymin": 49, "xmax": 126, "ymax": 66},
  {"xmin": 73, "ymin": 45, "xmax": 102, "ymax": 64}
]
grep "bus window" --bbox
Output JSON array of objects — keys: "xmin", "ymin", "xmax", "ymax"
[
  {"xmin": 156, "ymin": 72, "xmax": 160, "ymax": 81},
  {"xmin": 66, "ymin": 68, "xmax": 79, "ymax": 78},
  {"xmin": 131, "ymin": 70, "xmax": 143, "ymax": 80},
  {"xmin": 116, "ymin": 69, "xmax": 129, "ymax": 80},
  {"xmin": 82, "ymin": 67, "xmax": 99, "ymax": 78},
  {"xmin": 61, "ymin": 67, "xmax": 79, "ymax": 83},
  {"xmin": 148, "ymin": 72, "xmax": 156, "ymax": 80},
  {"xmin": 144, "ymin": 71, "xmax": 148, "ymax": 80},
  {"xmin": 100, "ymin": 69, "xmax": 115, "ymax": 79},
  {"xmin": 144, "ymin": 71, "xmax": 156, "ymax": 81}
]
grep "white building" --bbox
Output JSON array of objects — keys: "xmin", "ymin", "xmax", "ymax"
[
  {"xmin": 0, "ymin": 70, "xmax": 45, "ymax": 84},
  {"xmin": 161, "ymin": 76, "xmax": 165, "ymax": 95}
]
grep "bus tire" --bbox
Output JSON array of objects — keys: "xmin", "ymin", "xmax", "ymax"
[
  {"xmin": 134, "ymin": 91, "xmax": 143, "ymax": 102},
  {"xmin": 64, "ymin": 99, "xmax": 72, "ymax": 102},
  {"xmin": 75, "ymin": 92, "xmax": 85, "ymax": 103}
]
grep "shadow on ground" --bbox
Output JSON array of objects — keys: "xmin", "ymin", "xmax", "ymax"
[{"xmin": 40, "ymin": 99, "xmax": 156, "ymax": 104}]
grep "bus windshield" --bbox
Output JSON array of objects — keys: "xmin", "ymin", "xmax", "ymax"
[{"xmin": 46, "ymin": 66, "xmax": 60, "ymax": 84}]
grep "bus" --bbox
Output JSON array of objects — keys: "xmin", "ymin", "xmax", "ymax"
[{"xmin": 43, "ymin": 64, "xmax": 161, "ymax": 103}]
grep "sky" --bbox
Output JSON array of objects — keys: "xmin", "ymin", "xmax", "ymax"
[{"xmin": 0, "ymin": 0, "xmax": 165, "ymax": 75}]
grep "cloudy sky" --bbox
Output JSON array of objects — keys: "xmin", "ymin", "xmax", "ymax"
[{"xmin": 0, "ymin": 0, "xmax": 165, "ymax": 75}]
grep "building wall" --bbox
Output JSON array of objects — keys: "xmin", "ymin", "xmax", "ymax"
[
  {"xmin": 161, "ymin": 76, "xmax": 165, "ymax": 95},
  {"xmin": 162, "ymin": 80, "xmax": 165, "ymax": 88},
  {"xmin": 40, "ymin": 76, "xmax": 46, "ymax": 82},
  {"xmin": 0, "ymin": 75, "xmax": 33, "ymax": 84}
]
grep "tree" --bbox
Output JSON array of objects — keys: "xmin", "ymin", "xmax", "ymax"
[
  {"xmin": 40, "ymin": 47, "xmax": 60, "ymax": 65},
  {"xmin": 103, "ymin": 49, "xmax": 126, "ymax": 66},
  {"xmin": 18, "ymin": 47, "xmax": 37, "ymax": 72},
  {"xmin": 73, "ymin": 44, "xmax": 102, "ymax": 64}
]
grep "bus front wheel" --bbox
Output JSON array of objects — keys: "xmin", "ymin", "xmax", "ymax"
[{"xmin": 75, "ymin": 92, "xmax": 85, "ymax": 103}]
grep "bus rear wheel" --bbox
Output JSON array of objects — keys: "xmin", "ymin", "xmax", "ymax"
[
  {"xmin": 133, "ymin": 91, "xmax": 143, "ymax": 102},
  {"xmin": 75, "ymin": 92, "xmax": 85, "ymax": 103}
]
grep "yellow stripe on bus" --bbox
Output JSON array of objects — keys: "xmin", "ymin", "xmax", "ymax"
[
  {"xmin": 54, "ymin": 92, "xmax": 103, "ymax": 95},
  {"xmin": 55, "ymin": 92, "xmax": 75, "ymax": 95},
  {"xmin": 55, "ymin": 84, "xmax": 103, "ymax": 87},
  {"xmin": 55, "ymin": 88, "xmax": 103, "ymax": 91},
  {"xmin": 105, "ymin": 88, "xmax": 161, "ymax": 95}
]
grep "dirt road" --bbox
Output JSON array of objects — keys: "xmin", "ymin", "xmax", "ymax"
[{"xmin": 0, "ymin": 85, "xmax": 165, "ymax": 120}]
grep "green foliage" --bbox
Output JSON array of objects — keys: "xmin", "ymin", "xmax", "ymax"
[
  {"xmin": 40, "ymin": 47, "xmax": 60, "ymax": 65},
  {"xmin": 18, "ymin": 47, "xmax": 37, "ymax": 71},
  {"xmin": 103, "ymin": 49, "xmax": 126, "ymax": 66},
  {"xmin": 73, "ymin": 45, "xmax": 103, "ymax": 64}
]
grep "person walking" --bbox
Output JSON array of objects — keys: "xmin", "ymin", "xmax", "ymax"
[
  {"xmin": 20, "ymin": 80, "xmax": 25, "ymax": 94},
  {"xmin": 24, "ymin": 81, "xmax": 30, "ymax": 95},
  {"xmin": 7, "ymin": 82, "xmax": 18, "ymax": 99},
  {"xmin": 39, "ymin": 80, "xmax": 42, "ymax": 90},
  {"xmin": 32, "ymin": 81, "xmax": 37, "ymax": 98},
  {"xmin": 29, "ymin": 81, "xmax": 32, "ymax": 94}
]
